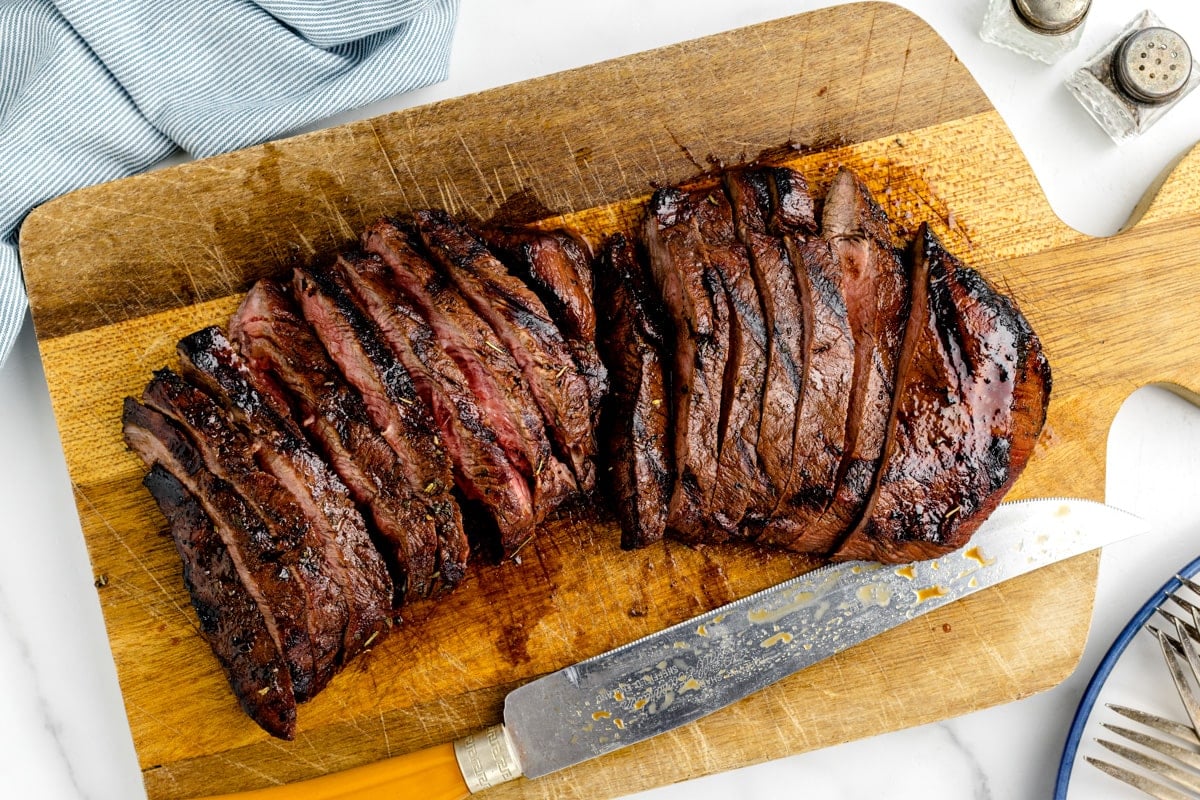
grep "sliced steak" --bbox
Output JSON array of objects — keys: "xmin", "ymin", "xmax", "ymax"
[
  {"xmin": 782, "ymin": 168, "xmax": 911, "ymax": 556},
  {"xmin": 755, "ymin": 236, "xmax": 856, "ymax": 551},
  {"xmin": 352, "ymin": 229, "xmax": 576, "ymax": 508},
  {"xmin": 724, "ymin": 168, "xmax": 806, "ymax": 524},
  {"xmin": 293, "ymin": 265, "xmax": 459, "ymax": 598},
  {"xmin": 833, "ymin": 225, "xmax": 1051, "ymax": 562},
  {"xmin": 481, "ymin": 225, "xmax": 597, "ymax": 342},
  {"xmin": 595, "ymin": 234, "xmax": 673, "ymax": 549},
  {"xmin": 411, "ymin": 210, "xmax": 597, "ymax": 492},
  {"xmin": 692, "ymin": 184, "xmax": 772, "ymax": 534},
  {"xmin": 141, "ymin": 464, "xmax": 297, "ymax": 739},
  {"xmin": 642, "ymin": 187, "xmax": 734, "ymax": 541},
  {"xmin": 363, "ymin": 221, "xmax": 561, "ymax": 493},
  {"xmin": 178, "ymin": 326, "xmax": 392, "ymax": 661},
  {"xmin": 339, "ymin": 251, "xmax": 567, "ymax": 548},
  {"xmin": 121, "ymin": 396, "xmax": 322, "ymax": 702},
  {"xmin": 230, "ymin": 280, "xmax": 468, "ymax": 589},
  {"xmin": 763, "ymin": 166, "xmax": 818, "ymax": 236},
  {"xmin": 480, "ymin": 225, "xmax": 609, "ymax": 427}
]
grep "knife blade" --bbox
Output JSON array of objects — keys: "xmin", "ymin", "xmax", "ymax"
[{"xmin": 200, "ymin": 497, "xmax": 1147, "ymax": 800}]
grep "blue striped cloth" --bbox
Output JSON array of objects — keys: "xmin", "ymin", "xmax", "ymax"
[{"xmin": 0, "ymin": 0, "xmax": 458, "ymax": 368}]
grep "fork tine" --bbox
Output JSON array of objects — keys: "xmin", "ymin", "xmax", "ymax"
[
  {"xmin": 1103, "ymin": 723, "xmax": 1200, "ymax": 770},
  {"xmin": 1167, "ymin": 621, "xmax": 1200, "ymax": 732},
  {"xmin": 1166, "ymin": 591, "xmax": 1200, "ymax": 621},
  {"xmin": 1156, "ymin": 608, "xmax": 1200, "ymax": 645},
  {"xmin": 1109, "ymin": 704, "xmax": 1200, "ymax": 747},
  {"xmin": 1176, "ymin": 574, "xmax": 1200, "ymax": 598},
  {"xmin": 1087, "ymin": 755, "xmax": 1197, "ymax": 800},
  {"xmin": 1096, "ymin": 737, "xmax": 1200, "ymax": 795}
]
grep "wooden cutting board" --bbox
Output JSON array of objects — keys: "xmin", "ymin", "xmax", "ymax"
[{"xmin": 18, "ymin": 3, "xmax": 1200, "ymax": 798}]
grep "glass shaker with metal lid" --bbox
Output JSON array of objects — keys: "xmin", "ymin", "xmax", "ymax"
[
  {"xmin": 980, "ymin": 0, "xmax": 1091, "ymax": 63},
  {"xmin": 1066, "ymin": 11, "xmax": 1198, "ymax": 142}
]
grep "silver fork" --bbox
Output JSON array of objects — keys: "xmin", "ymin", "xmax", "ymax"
[{"xmin": 1088, "ymin": 580, "xmax": 1200, "ymax": 798}]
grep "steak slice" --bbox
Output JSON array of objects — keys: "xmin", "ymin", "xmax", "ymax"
[
  {"xmin": 595, "ymin": 234, "xmax": 673, "ymax": 549},
  {"xmin": 642, "ymin": 187, "xmax": 734, "ymax": 541},
  {"xmin": 763, "ymin": 166, "xmax": 818, "ymax": 236},
  {"xmin": 293, "ymin": 265, "xmax": 459, "ymax": 599},
  {"xmin": 480, "ymin": 225, "xmax": 609, "ymax": 429},
  {"xmin": 363, "ymin": 221, "xmax": 558, "ymax": 488},
  {"xmin": 411, "ymin": 210, "xmax": 597, "ymax": 492},
  {"xmin": 340, "ymin": 251, "xmax": 568, "ymax": 546},
  {"xmin": 788, "ymin": 168, "xmax": 911, "ymax": 556},
  {"xmin": 178, "ymin": 326, "xmax": 392, "ymax": 661},
  {"xmin": 724, "ymin": 168, "xmax": 807, "ymax": 524},
  {"xmin": 481, "ymin": 225, "xmax": 597, "ymax": 342},
  {"xmin": 750, "ymin": 168, "xmax": 860, "ymax": 552},
  {"xmin": 693, "ymin": 184, "xmax": 772, "ymax": 535},
  {"xmin": 353, "ymin": 228, "xmax": 576, "ymax": 508},
  {"xmin": 230, "ymin": 280, "xmax": 467, "ymax": 589},
  {"xmin": 122, "ymin": 397, "xmax": 322, "ymax": 703},
  {"xmin": 141, "ymin": 463, "xmax": 297, "ymax": 739},
  {"xmin": 833, "ymin": 225, "xmax": 1051, "ymax": 562}
]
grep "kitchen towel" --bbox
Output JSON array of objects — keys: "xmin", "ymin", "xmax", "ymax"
[{"xmin": 0, "ymin": 0, "xmax": 458, "ymax": 369}]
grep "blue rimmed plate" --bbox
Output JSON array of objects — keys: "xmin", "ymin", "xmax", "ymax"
[{"xmin": 1055, "ymin": 554, "xmax": 1200, "ymax": 798}]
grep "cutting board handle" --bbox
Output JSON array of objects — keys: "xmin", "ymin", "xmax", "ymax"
[{"xmin": 194, "ymin": 742, "xmax": 471, "ymax": 800}]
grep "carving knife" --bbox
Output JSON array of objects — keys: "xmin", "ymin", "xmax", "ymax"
[{"xmin": 199, "ymin": 497, "xmax": 1147, "ymax": 800}]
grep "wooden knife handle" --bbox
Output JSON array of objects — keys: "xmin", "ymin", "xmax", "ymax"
[{"xmin": 195, "ymin": 725, "xmax": 521, "ymax": 800}]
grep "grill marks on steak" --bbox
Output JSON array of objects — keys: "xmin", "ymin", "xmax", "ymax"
[
  {"xmin": 413, "ymin": 210, "xmax": 598, "ymax": 493},
  {"xmin": 340, "ymin": 250, "xmax": 566, "ymax": 554},
  {"xmin": 359, "ymin": 221, "xmax": 577, "ymax": 516},
  {"xmin": 293, "ymin": 265, "xmax": 457, "ymax": 601},
  {"xmin": 833, "ymin": 225, "xmax": 1051, "ymax": 562},
  {"xmin": 121, "ymin": 395, "xmax": 325, "ymax": 702},
  {"xmin": 230, "ymin": 281, "xmax": 468, "ymax": 590},
  {"xmin": 177, "ymin": 326, "xmax": 392, "ymax": 662},
  {"xmin": 798, "ymin": 168, "xmax": 911, "ymax": 556},
  {"xmin": 724, "ymin": 169, "xmax": 807, "ymax": 525},
  {"xmin": 643, "ymin": 187, "xmax": 734, "ymax": 540},
  {"xmin": 595, "ymin": 234, "xmax": 673, "ymax": 549},
  {"xmin": 140, "ymin": 464, "xmax": 298, "ymax": 739}
]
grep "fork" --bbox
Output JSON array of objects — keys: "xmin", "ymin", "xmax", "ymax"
[{"xmin": 1088, "ymin": 580, "xmax": 1200, "ymax": 798}]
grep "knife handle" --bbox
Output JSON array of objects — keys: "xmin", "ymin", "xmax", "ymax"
[{"xmin": 196, "ymin": 724, "xmax": 522, "ymax": 800}]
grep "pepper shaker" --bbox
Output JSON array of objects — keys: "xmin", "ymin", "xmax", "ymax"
[
  {"xmin": 1066, "ymin": 11, "xmax": 1198, "ymax": 143},
  {"xmin": 980, "ymin": 0, "xmax": 1091, "ymax": 63}
]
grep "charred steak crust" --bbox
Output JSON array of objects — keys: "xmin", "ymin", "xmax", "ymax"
[
  {"xmin": 412, "ymin": 209, "xmax": 598, "ymax": 493},
  {"xmin": 122, "ymin": 396, "xmax": 323, "ymax": 703},
  {"xmin": 141, "ymin": 464, "xmax": 298, "ymax": 740},
  {"xmin": 177, "ymin": 326, "xmax": 393, "ymax": 662},
  {"xmin": 595, "ymin": 233, "xmax": 673, "ymax": 550},
  {"xmin": 230, "ymin": 281, "xmax": 468, "ymax": 589},
  {"xmin": 833, "ymin": 224, "xmax": 1051, "ymax": 562},
  {"xmin": 293, "ymin": 264, "xmax": 458, "ymax": 602}
]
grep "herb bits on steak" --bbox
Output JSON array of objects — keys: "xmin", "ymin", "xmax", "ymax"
[
  {"xmin": 122, "ymin": 164, "xmax": 1049, "ymax": 738},
  {"xmin": 601, "ymin": 165, "xmax": 1049, "ymax": 558}
]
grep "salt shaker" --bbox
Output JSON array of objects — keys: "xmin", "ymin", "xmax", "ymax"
[
  {"xmin": 1066, "ymin": 11, "xmax": 1198, "ymax": 143},
  {"xmin": 980, "ymin": 0, "xmax": 1091, "ymax": 63}
]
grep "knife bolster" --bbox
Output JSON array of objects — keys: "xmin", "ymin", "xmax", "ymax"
[{"xmin": 453, "ymin": 723, "xmax": 523, "ymax": 792}]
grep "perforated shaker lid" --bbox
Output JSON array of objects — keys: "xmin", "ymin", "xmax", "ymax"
[
  {"xmin": 1012, "ymin": 0, "xmax": 1090, "ymax": 34},
  {"xmin": 1114, "ymin": 27, "xmax": 1193, "ymax": 104}
]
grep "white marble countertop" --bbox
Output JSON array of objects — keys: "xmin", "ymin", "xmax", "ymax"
[{"xmin": 3, "ymin": 2, "xmax": 1200, "ymax": 798}]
